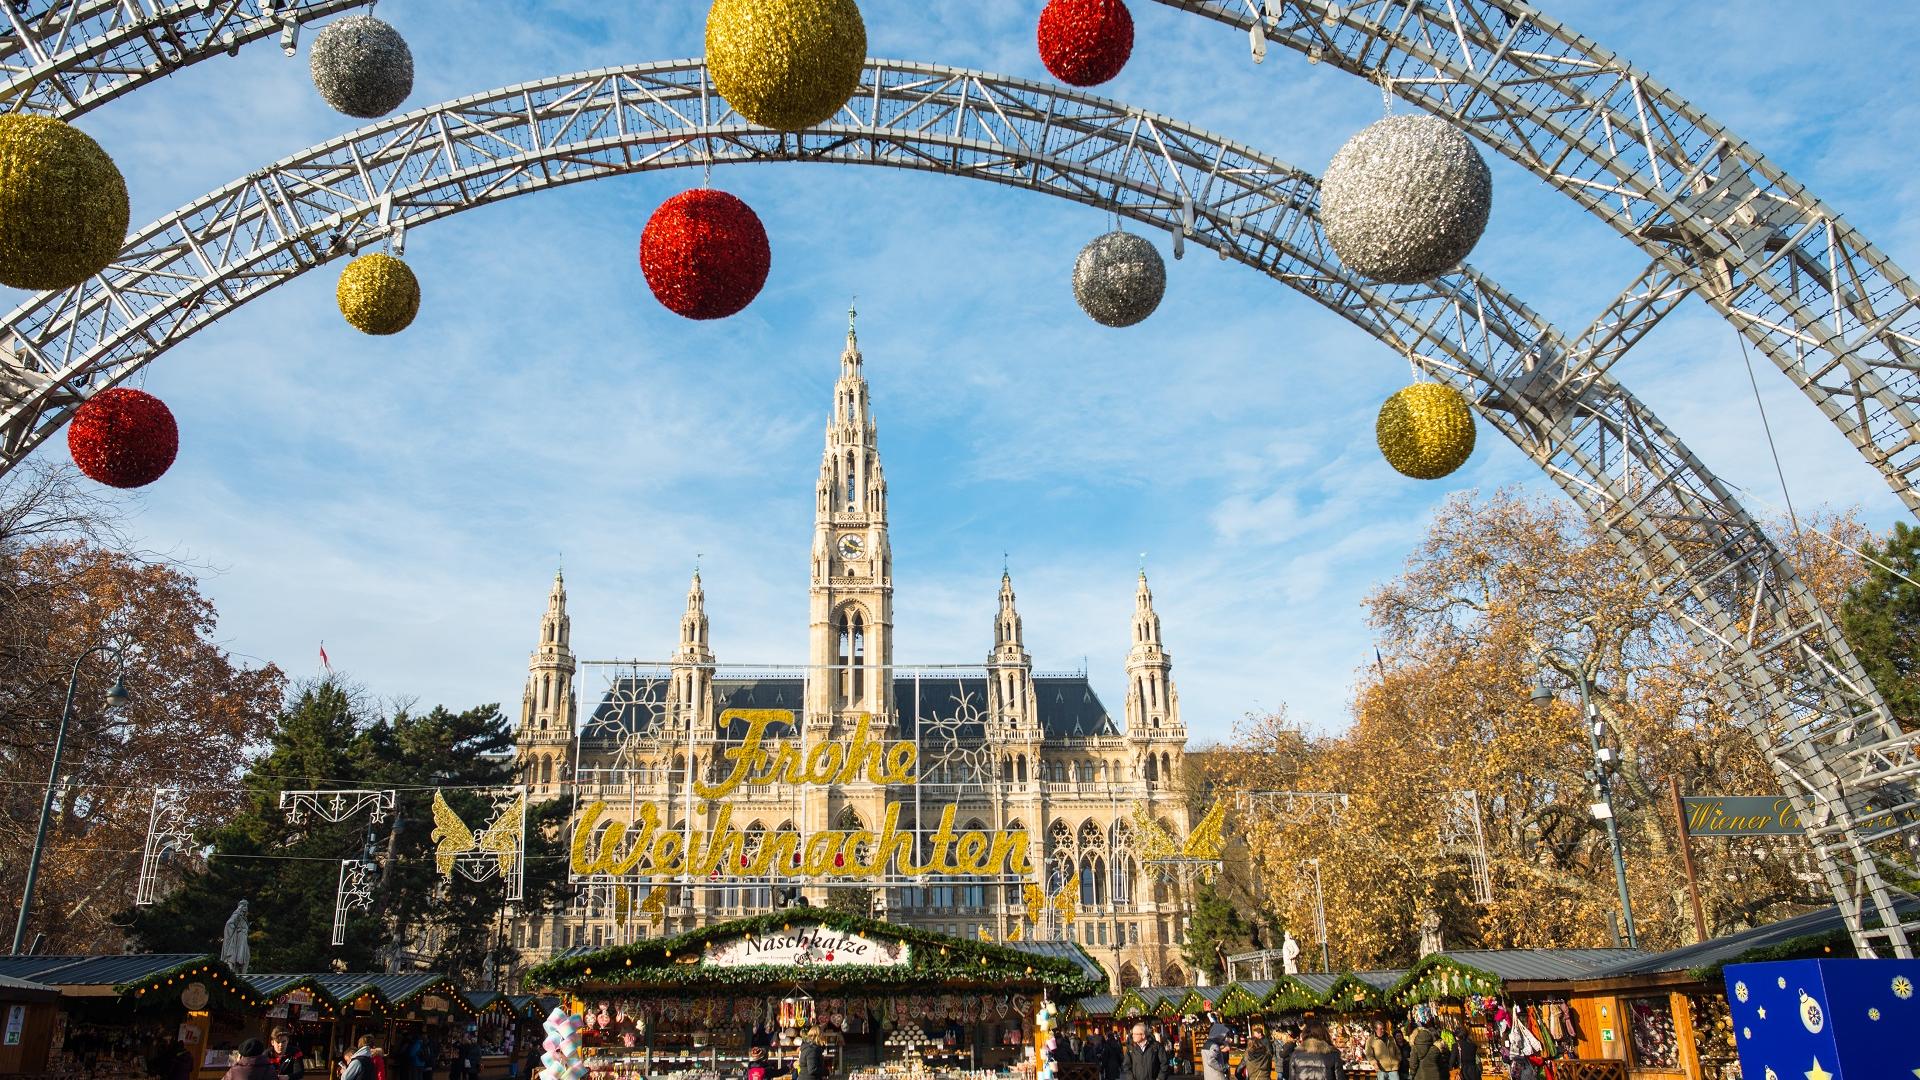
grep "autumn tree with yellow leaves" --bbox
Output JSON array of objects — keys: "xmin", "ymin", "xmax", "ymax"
[{"xmin": 1223, "ymin": 489, "xmax": 1864, "ymax": 970}]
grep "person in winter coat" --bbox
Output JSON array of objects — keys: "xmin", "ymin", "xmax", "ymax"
[
  {"xmin": 1241, "ymin": 1026, "xmax": 1274, "ymax": 1080},
  {"xmin": 222, "ymin": 1039, "xmax": 278, "ymax": 1080},
  {"xmin": 1122, "ymin": 1023, "xmax": 1168, "ymax": 1080},
  {"xmin": 795, "ymin": 1026, "xmax": 829, "ymax": 1080},
  {"xmin": 1202, "ymin": 1023, "xmax": 1234, "ymax": 1080},
  {"xmin": 1406, "ymin": 1022, "xmax": 1446, "ymax": 1080},
  {"xmin": 1282, "ymin": 1024, "xmax": 1342, "ymax": 1080},
  {"xmin": 1272, "ymin": 1025, "xmax": 1298, "ymax": 1080},
  {"xmin": 1448, "ymin": 1022, "xmax": 1479, "ymax": 1080},
  {"xmin": 1366, "ymin": 1022, "xmax": 1402, "ymax": 1080},
  {"xmin": 268, "ymin": 1028, "xmax": 305, "ymax": 1080},
  {"xmin": 341, "ymin": 1039, "xmax": 379, "ymax": 1080}
]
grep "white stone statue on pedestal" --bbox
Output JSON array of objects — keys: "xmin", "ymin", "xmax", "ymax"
[
  {"xmin": 1418, "ymin": 909, "xmax": 1444, "ymax": 957},
  {"xmin": 221, "ymin": 901, "xmax": 250, "ymax": 973},
  {"xmin": 1280, "ymin": 930, "xmax": 1300, "ymax": 975}
]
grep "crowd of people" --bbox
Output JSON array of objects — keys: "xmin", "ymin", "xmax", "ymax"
[
  {"xmin": 189, "ymin": 1027, "xmax": 488, "ymax": 1080},
  {"xmin": 1048, "ymin": 1016, "xmax": 1484, "ymax": 1080}
]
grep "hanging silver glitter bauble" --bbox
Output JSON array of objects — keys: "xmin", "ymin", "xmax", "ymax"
[
  {"xmin": 1072, "ymin": 231, "xmax": 1165, "ymax": 327},
  {"xmin": 1319, "ymin": 114, "xmax": 1492, "ymax": 285},
  {"xmin": 309, "ymin": 15, "xmax": 414, "ymax": 119}
]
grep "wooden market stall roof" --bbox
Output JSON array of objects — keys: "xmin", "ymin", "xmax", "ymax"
[
  {"xmin": 1499, "ymin": 903, "xmax": 1917, "ymax": 994},
  {"xmin": 241, "ymin": 971, "xmax": 475, "ymax": 1018},
  {"xmin": 526, "ymin": 910, "xmax": 1108, "ymax": 999},
  {"xmin": 0, "ymin": 953, "xmax": 260, "ymax": 1008}
]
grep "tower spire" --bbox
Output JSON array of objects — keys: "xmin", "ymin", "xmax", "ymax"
[
  {"xmin": 518, "ymin": 568, "xmax": 577, "ymax": 797},
  {"xmin": 672, "ymin": 565, "xmax": 716, "ymax": 725},
  {"xmin": 1124, "ymin": 569, "xmax": 1180, "ymax": 734},
  {"xmin": 988, "ymin": 568, "xmax": 1036, "ymax": 728}
]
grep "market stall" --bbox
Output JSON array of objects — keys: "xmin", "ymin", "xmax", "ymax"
[
  {"xmin": 0, "ymin": 953, "xmax": 260, "ymax": 1078},
  {"xmin": 526, "ymin": 910, "xmax": 1105, "ymax": 1080},
  {"xmin": 0, "ymin": 973, "xmax": 59, "ymax": 1076}
]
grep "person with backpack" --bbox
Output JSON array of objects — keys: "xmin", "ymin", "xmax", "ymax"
[
  {"xmin": 1241, "ymin": 1025, "xmax": 1273, "ymax": 1080},
  {"xmin": 1406, "ymin": 1020, "xmax": 1447, "ymax": 1080}
]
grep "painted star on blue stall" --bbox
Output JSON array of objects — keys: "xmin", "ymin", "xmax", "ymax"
[{"xmin": 1804, "ymin": 1059, "xmax": 1831, "ymax": 1080}]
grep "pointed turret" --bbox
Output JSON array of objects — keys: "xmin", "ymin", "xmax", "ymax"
[
  {"xmin": 988, "ymin": 570, "xmax": 1038, "ymax": 730},
  {"xmin": 1123, "ymin": 570, "xmax": 1181, "ymax": 735},
  {"xmin": 518, "ymin": 568, "xmax": 577, "ymax": 797},
  {"xmin": 670, "ymin": 569, "xmax": 717, "ymax": 727}
]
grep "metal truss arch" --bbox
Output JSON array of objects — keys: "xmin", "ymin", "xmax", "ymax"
[
  {"xmin": 1, "ymin": 0, "xmax": 362, "ymax": 119},
  {"xmin": 1154, "ymin": 0, "xmax": 1920, "ymax": 516},
  {"xmin": 0, "ymin": 57, "xmax": 1914, "ymax": 954}
]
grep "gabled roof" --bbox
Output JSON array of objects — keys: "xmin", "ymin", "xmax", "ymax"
[
  {"xmin": 1427, "ymin": 949, "xmax": 1641, "ymax": 983},
  {"xmin": 1004, "ymin": 940, "xmax": 1107, "ymax": 983},
  {"xmin": 0, "ymin": 953, "xmax": 208, "ymax": 986}
]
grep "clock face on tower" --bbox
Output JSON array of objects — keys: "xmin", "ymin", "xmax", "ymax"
[{"xmin": 838, "ymin": 534, "xmax": 866, "ymax": 560}]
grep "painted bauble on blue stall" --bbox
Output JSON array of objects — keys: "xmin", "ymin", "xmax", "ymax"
[{"xmin": 1724, "ymin": 958, "xmax": 1920, "ymax": 1078}]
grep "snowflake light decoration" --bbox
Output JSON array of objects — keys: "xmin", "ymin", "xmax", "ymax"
[{"xmin": 1895, "ymin": 975, "xmax": 1913, "ymax": 1000}]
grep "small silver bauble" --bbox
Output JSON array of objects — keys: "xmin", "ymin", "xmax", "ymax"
[
  {"xmin": 309, "ymin": 15, "xmax": 414, "ymax": 119},
  {"xmin": 1072, "ymin": 230, "xmax": 1165, "ymax": 327},
  {"xmin": 1319, "ymin": 114, "xmax": 1492, "ymax": 284}
]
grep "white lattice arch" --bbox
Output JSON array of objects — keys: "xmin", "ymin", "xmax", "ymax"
[
  {"xmin": 0, "ymin": 57, "xmax": 1914, "ymax": 953},
  {"xmin": 1157, "ymin": 0, "xmax": 1920, "ymax": 516}
]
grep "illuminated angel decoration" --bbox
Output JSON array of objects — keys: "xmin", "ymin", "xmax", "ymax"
[{"xmin": 430, "ymin": 788, "xmax": 525, "ymax": 899}]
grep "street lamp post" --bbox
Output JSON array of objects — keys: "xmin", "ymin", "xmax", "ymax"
[
  {"xmin": 1532, "ymin": 669, "xmax": 1639, "ymax": 950},
  {"xmin": 12, "ymin": 643, "xmax": 128, "ymax": 954}
]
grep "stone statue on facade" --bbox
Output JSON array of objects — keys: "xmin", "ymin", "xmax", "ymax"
[
  {"xmin": 1418, "ymin": 909, "xmax": 1444, "ymax": 957},
  {"xmin": 1280, "ymin": 930, "xmax": 1300, "ymax": 975}
]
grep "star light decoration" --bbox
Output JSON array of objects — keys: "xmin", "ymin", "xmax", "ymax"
[
  {"xmin": 640, "ymin": 189, "xmax": 772, "ymax": 320},
  {"xmin": 705, "ymin": 0, "xmax": 867, "ymax": 131},
  {"xmin": 1376, "ymin": 382, "xmax": 1476, "ymax": 479},
  {"xmin": 1319, "ymin": 114, "xmax": 1493, "ymax": 285},
  {"xmin": 1072, "ymin": 231, "xmax": 1165, "ymax": 327},
  {"xmin": 67, "ymin": 387, "xmax": 178, "ymax": 488},
  {"xmin": 1036, "ymin": 0, "xmax": 1134, "ymax": 87},
  {"xmin": 0, "ymin": 115, "xmax": 129, "ymax": 290},
  {"xmin": 915, "ymin": 688, "xmax": 1000, "ymax": 787},
  {"xmin": 336, "ymin": 252, "xmax": 420, "ymax": 335},
  {"xmin": 309, "ymin": 15, "xmax": 414, "ymax": 119}
]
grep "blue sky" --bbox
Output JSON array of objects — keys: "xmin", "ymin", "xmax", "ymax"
[{"xmin": 29, "ymin": 1, "xmax": 1920, "ymax": 743}]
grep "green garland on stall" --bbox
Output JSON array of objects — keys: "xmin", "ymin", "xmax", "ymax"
[
  {"xmin": 1319, "ymin": 974, "xmax": 1388, "ymax": 1013},
  {"xmin": 1255, "ymin": 977, "xmax": 1321, "ymax": 1015},
  {"xmin": 525, "ymin": 909, "xmax": 1104, "ymax": 998},
  {"xmin": 1215, "ymin": 983, "xmax": 1262, "ymax": 1018},
  {"xmin": 1386, "ymin": 956, "xmax": 1502, "ymax": 1004},
  {"xmin": 1687, "ymin": 928, "xmax": 1854, "ymax": 984},
  {"xmin": 1113, "ymin": 988, "xmax": 1150, "ymax": 1018},
  {"xmin": 119, "ymin": 956, "xmax": 261, "ymax": 1011}
]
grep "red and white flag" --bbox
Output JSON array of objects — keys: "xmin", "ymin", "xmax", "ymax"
[{"xmin": 319, "ymin": 641, "xmax": 333, "ymax": 675}]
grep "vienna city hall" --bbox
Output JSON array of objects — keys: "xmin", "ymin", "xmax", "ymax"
[{"xmin": 509, "ymin": 319, "xmax": 1194, "ymax": 991}]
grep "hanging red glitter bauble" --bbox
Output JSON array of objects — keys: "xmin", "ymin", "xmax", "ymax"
[
  {"xmin": 833, "ymin": 851, "xmax": 845, "ymax": 868},
  {"xmin": 1037, "ymin": 0, "xmax": 1134, "ymax": 87},
  {"xmin": 639, "ymin": 188, "xmax": 772, "ymax": 320},
  {"xmin": 66, "ymin": 387, "xmax": 178, "ymax": 488}
]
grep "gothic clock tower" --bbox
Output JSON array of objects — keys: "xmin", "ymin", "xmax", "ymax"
[{"xmin": 806, "ymin": 306, "xmax": 895, "ymax": 734}]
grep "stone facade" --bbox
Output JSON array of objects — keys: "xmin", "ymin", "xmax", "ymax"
[{"xmin": 509, "ymin": 317, "xmax": 1192, "ymax": 991}]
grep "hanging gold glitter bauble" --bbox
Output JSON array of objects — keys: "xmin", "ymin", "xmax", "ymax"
[
  {"xmin": 705, "ymin": 0, "xmax": 867, "ymax": 131},
  {"xmin": 1376, "ymin": 381, "xmax": 1476, "ymax": 479},
  {"xmin": 336, "ymin": 252, "xmax": 420, "ymax": 335},
  {"xmin": 0, "ymin": 115, "xmax": 129, "ymax": 290}
]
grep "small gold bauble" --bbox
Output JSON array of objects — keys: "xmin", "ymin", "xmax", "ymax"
[
  {"xmin": 335, "ymin": 252, "xmax": 420, "ymax": 335},
  {"xmin": 705, "ymin": 0, "xmax": 867, "ymax": 131},
  {"xmin": 0, "ymin": 115, "xmax": 129, "ymax": 290},
  {"xmin": 1376, "ymin": 381, "xmax": 1476, "ymax": 479}
]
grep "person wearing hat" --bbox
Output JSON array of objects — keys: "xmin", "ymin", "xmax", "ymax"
[
  {"xmin": 223, "ymin": 1038, "xmax": 278, "ymax": 1080},
  {"xmin": 1202, "ymin": 1023, "xmax": 1235, "ymax": 1080}
]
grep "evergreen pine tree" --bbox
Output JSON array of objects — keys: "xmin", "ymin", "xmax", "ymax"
[{"xmin": 1840, "ymin": 521, "xmax": 1920, "ymax": 722}]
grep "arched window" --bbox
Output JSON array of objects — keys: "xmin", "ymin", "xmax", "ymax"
[
  {"xmin": 845, "ymin": 451, "xmax": 857, "ymax": 510},
  {"xmin": 836, "ymin": 608, "xmax": 867, "ymax": 705},
  {"xmin": 1079, "ymin": 856, "xmax": 1106, "ymax": 905},
  {"xmin": 1160, "ymin": 752, "xmax": 1171, "ymax": 779},
  {"xmin": 1143, "ymin": 755, "xmax": 1157, "ymax": 782},
  {"xmin": 1118, "ymin": 962, "xmax": 1141, "ymax": 988},
  {"xmin": 671, "ymin": 753, "xmax": 687, "ymax": 784},
  {"xmin": 538, "ymin": 757, "xmax": 552, "ymax": 786},
  {"xmin": 1047, "ymin": 820, "xmax": 1074, "ymax": 892},
  {"xmin": 1017, "ymin": 756, "xmax": 1028, "ymax": 783},
  {"xmin": 1113, "ymin": 855, "xmax": 1135, "ymax": 905},
  {"xmin": 1162, "ymin": 964, "xmax": 1185, "ymax": 986}
]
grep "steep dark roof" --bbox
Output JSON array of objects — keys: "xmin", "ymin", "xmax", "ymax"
[{"xmin": 586, "ymin": 673, "xmax": 1119, "ymax": 744}]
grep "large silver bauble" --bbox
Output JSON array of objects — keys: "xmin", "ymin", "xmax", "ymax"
[
  {"xmin": 309, "ymin": 15, "xmax": 414, "ymax": 119},
  {"xmin": 1320, "ymin": 114, "xmax": 1492, "ymax": 285},
  {"xmin": 1072, "ymin": 231, "xmax": 1165, "ymax": 327}
]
